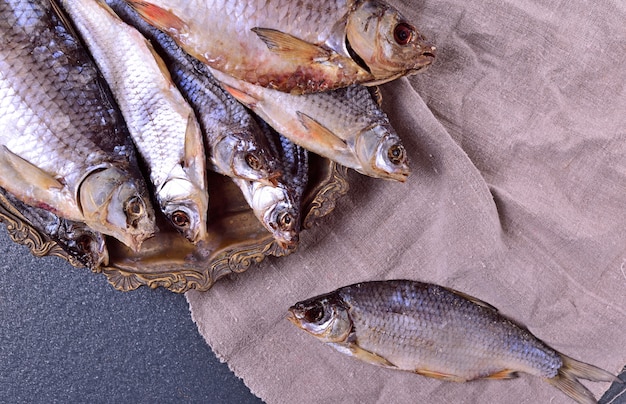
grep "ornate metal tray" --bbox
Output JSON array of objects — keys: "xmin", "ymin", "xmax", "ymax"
[{"xmin": 0, "ymin": 154, "xmax": 348, "ymax": 293}]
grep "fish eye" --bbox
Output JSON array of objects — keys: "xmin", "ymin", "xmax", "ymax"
[
  {"xmin": 125, "ymin": 196, "xmax": 145, "ymax": 226},
  {"xmin": 393, "ymin": 22, "xmax": 414, "ymax": 45},
  {"xmin": 304, "ymin": 303, "xmax": 325, "ymax": 323},
  {"xmin": 171, "ymin": 210, "xmax": 190, "ymax": 228},
  {"xmin": 126, "ymin": 196, "xmax": 144, "ymax": 216},
  {"xmin": 75, "ymin": 235, "xmax": 92, "ymax": 253},
  {"xmin": 245, "ymin": 153, "xmax": 261, "ymax": 170},
  {"xmin": 387, "ymin": 144, "xmax": 406, "ymax": 165},
  {"xmin": 278, "ymin": 212, "xmax": 294, "ymax": 230}
]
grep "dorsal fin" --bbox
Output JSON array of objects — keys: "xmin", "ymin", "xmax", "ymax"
[{"xmin": 443, "ymin": 286, "xmax": 499, "ymax": 312}]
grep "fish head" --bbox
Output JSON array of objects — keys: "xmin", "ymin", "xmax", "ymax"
[
  {"xmin": 288, "ymin": 293, "xmax": 352, "ymax": 343},
  {"xmin": 264, "ymin": 201, "xmax": 299, "ymax": 250},
  {"xmin": 158, "ymin": 177, "xmax": 209, "ymax": 244},
  {"xmin": 212, "ymin": 135, "xmax": 280, "ymax": 185},
  {"xmin": 355, "ymin": 124, "xmax": 410, "ymax": 182},
  {"xmin": 249, "ymin": 182, "xmax": 299, "ymax": 249},
  {"xmin": 345, "ymin": 1, "xmax": 436, "ymax": 80},
  {"xmin": 78, "ymin": 167, "xmax": 157, "ymax": 252},
  {"xmin": 60, "ymin": 222, "xmax": 110, "ymax": 269}
]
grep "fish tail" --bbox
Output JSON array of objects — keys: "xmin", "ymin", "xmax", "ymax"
[{"xmin": 544, "ymin": 354, "xmax": 621, "ymax": 404}]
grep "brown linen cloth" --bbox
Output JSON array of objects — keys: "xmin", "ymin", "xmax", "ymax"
[{"xmin": 187, "ymin": 0, "xmax": 626, "ymax": 402}]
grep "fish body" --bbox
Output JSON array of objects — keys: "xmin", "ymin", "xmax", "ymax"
[
  {"xmin": 106, "ymin": 0, "xmax": 280, "ymax": 185},
  {"xmin": 289, "ymin": 280, "xmax": 620, "ymax": 404},
  {"xmin": 60, "ymin": 0, "xmax": 209, "ymax": 243},
  {"xmin": 124, "ymin": 0, "xmax": 436, "ymax": 94},
  {"xmin": 0, "ymin": 0, "xmax": 156, "ymax": 251},
  {"xmin": 233, "ymin": 123, "xmax": 308, "ymax": 249},
  {"xmin": 212, "ymin": 69, "xmax": 409, "ymax": 182},
  {"xmin": 0, "ymin": 188, "xmax": 108, "ymax": 269}
]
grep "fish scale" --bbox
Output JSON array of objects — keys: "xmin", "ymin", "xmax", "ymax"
[
  {"xmin": 210, "ymin": 68, "xmax": 410, "ymax": 181},
  {"xmin": 352, "ymin": 292, "xmax": 557, "ymax": 378},
  {"xmin": 60, "ymin": 0, "xmax": 209, "ymax": 243},
  {"xmin": 0, "ymin": 0, "xmax": 156, "ymax": 251},
  {"xmin": 124, "ymin": 0, "xmax": 434, "ymax": 93},
  {"xmin": 106, "ymin": 0, "xmax": 280, "ymax": 184},
  {"xmin": 289, "ymin": 280, "xmax": 620, "ymax": 404}
]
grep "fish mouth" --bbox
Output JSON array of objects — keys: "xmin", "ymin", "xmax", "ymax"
[
  {"xmin": 277, "ymin": 238, "xmax": 299, "ymax": 250},
  {"xmin": 258, "ymin": 170, "xmax": 282, "ymax": 187},
  {"xmin": 410, "ymin": 46, "xmax": 437, "ymax": 72},
  {"xmin": 421, "ymin": 45, "xmax": 437, "ymax": 61},
  {"xmin": 286, "ymin": 307, "xmax": 301, "ymax": 326},
  {"xmin": 388, "ymin": 171, "xmax": 409, "ymax": 183}
]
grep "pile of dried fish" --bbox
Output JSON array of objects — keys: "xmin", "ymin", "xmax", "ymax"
[{"xmin": 0, "ymin": 0, "xmax": 434, "ymax": 269}]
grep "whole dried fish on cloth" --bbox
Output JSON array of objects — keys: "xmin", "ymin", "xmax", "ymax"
[
  {"xmin": 124, "ymin": 0, "xmax": 436, "ymax": 94},
  {"xmin": 60, "ymin": 0, "xmax": 209, "ymax": 244},
  {"xmin": 289, "ymin": 280, "xmax": 621, "ymax": 404},
  {"xmin": 0, "ymin": 0, "xmax": 157, "ymax": 252}
]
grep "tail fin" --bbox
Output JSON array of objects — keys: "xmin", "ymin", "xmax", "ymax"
[{"xmin": 544, "ymin": 354, "xmax": 621, "ymax": 404}]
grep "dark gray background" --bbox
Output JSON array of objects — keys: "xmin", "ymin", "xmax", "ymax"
[{"xmin": 0, "ymin": 227, "xmax": 262, "ymax": 403}]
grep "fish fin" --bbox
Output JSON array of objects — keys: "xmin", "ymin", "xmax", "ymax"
[
  {"xmin": 1, "ymin": 147, "xmax": 64, "ymax": 190},
  {"xmin": 415, "ymin": 368, "xmax": 466, "ymax": 382},
  {"xmin": 483, "ymin": 369, "xmax": 519, "ymax": 380},
  {"xmin": 183, "ymin": 115, "xmax": 204, "ymax": 172},
  {"xmin": 144, "ymin": 37, "xmax": 175, "ymax": 83},
  {"xmin": 125, "ymin": 1, "xmax": 187, "ymax": 34},
  {"xmin": 221, "ymin": 83, "xmax": 261, "ymax": 107},
  {"xmin": 296, "ymin": 112, "xmax": 347, "ymax": 151},
  {"xmin": 368, "ymin": 86, "xmax": 383, "ymax": 107},
  {"xmin": 444, "ymin": 286, "xmax": 499, "ymax": 312},
  {"xmin": 251, "ymin": 28, "xmax": 331, "ymax": 63},
  {"xmin": 50, "ymin": 0, "xmax": 80, "ymax": 39},
  {"xmin": 329, "ymin": 342, "xmax": 396, "ymax": 369},
  {"xmin": 559, "ymin": 354, "xmax": 621, "ymax": 383},
  {"xmin": 544, "ymin": 354, "xmax": 621, "ymax": 404},
  {"xmin": 0, "ymin": 147, "xmax": 81, "ymax": 220}
]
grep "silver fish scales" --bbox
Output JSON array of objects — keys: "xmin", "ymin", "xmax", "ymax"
[
  {"xmin": 0, "ymin": 0, "xmax": 157, "ymax": 252},
  {"xmin": 60, "ymin": 0, "xmax": 209, "ymax": 244},
  {"xmin": 106, "ymin": 0, "xmax": 281, "ymax": 186},
  {"xmin": 289, "ymin": 280, "xmax": 621, "ymax": 404},
  {"xmin": 123, "ymin": 0, "xmax": 436, "ymax": 94}
]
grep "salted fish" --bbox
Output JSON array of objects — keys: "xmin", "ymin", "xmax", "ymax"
[
  {"xmin": 0, "ymin": 0, "xmax": 157, "ymax": 251},
  {"xmin": 0, "ymin": 187, "xmax": 108, "ymax": 269},
  {"xmin": 124, "ymin": 0, "xmax": 436, "ymax": 94},
  {"xmin": 211, "ymin": 69, "xmax": 410, "ymax": 182},
  {"xmin": 60, "ymin": 0, "xmax": 209, "ymax": 244},
  {"xmin": 289, "ymin": 280, "xmax": 621, "ymax": 404},
  {"xmin": 106, "ymin": 0, "xmax": 280, "ymax": 186},
  {"xmin": 233, "ymin": 122, "xmax": 308, "ymax": 249}
]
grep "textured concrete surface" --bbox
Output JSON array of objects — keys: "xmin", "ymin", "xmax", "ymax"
[{"xmin": 0, "ymin": 227, "xmax": 262, "ymax": 403}]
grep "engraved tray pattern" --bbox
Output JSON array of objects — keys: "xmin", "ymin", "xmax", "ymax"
[{"xmin": 0, "ymin": 156, "xmax": 349, "ymax": 293}]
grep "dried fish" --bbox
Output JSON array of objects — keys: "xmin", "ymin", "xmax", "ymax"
[
  {"xmin": 211, "ymin": 69, "xmax": 410, "ymax": 182},
  {"xmin": 233, "ymin": 122, "xmax": 308, "ymax": 249},
  {"xmin": 106, "ymin": 0, "xmax": 281, "ymax": 186},
  {"xmin": 124, "ymin": 0, "xmax": 435, "ymax": 93},
  {"xmin": 289, "ymin": 280, "xmax": 620, "ymax": 404},
  {"xmin": 0, "ymin": 187, "xmax": 108, "ymax": 269},
  {"xmin": 0, "ymin": 0, "xmax": 157, "ymax": 251},
  {"xmin": 60, "ymin": 0, "xmax": 209, "ymax": 243}
]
